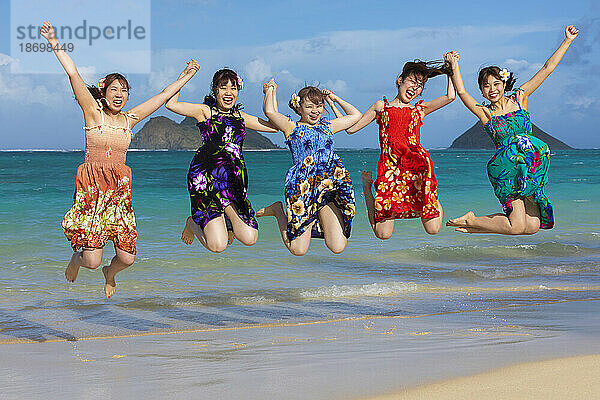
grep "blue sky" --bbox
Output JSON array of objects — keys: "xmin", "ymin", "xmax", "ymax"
[{"xmin": 0, "ymin": 0, "xmax": 598, "ymax": 149}]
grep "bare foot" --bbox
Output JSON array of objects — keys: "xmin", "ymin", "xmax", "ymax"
[
  {"xmin": 228, "ymin": 231, "xmax": 236, "ymax": 245},
  {"xmin": 65, "ymin": 253, "xmax": 81, "ymax": 282},
  {"xmin": 102, "ymin": 266, "xmax": 116, "ymax": 299},
  {"xmin": 181, "ymin": 216, "xmax": 195, "ymax": 245},
  {"xmin": 361, "ymin": 170, "xmax": 374, "ymax": 188},
  {"xmin": 256, "ymin": 201, "xmax": 283, "ymax": 218},
  {"xmin": 446, "ymin": 211, "xmax": 475, "ymax": 227}
]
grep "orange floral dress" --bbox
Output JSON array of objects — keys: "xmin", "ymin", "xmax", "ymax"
[
  {"xmin": 62, "ymin": 106, "xmax": 138, "ymax": 254},
  {"xmin": 373, "ymin": 97, "xmax": 440, "ymax": 222}
]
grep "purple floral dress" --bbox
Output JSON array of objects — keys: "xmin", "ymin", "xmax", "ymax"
[{"xmin": 187, "ymin": 104, "xmax": 257, "ymax": 230}]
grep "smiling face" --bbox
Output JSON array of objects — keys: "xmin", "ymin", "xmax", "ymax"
[
  {"xmin": 213, "ymin": 79, "xmax": 239, "ymax": 111},
  {"xmin": 104, "ymin": 78, "xmax": 129, "ymax": 112},
  {"xmin": 298, "ymin": 97, "xmax": 324, "ymax": 125},
  {"xmin": 480, "ymin": 75, "xmax": 506, "ymax": 103},
  {"xmin": 397, "ymin": 73, "xmax": 425, "ymax": 103}
]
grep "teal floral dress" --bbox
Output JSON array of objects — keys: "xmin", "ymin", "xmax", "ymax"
[
  {"xmin": 483, "ymin": 90, "xmax": 554, "ymax": 229},
  {"xmin": 284, "ymin": 118, "xmax": 355, "ymax": 240}
]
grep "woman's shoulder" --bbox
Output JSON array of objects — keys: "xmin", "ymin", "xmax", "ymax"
[{"xmin": 374, "ymin": 99, "xmax": 385, "ymax": 109}]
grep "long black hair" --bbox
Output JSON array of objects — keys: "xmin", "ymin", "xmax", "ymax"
[{"xmin": 396, "ymin": 59, "xmax": 452, "ymax": 88}]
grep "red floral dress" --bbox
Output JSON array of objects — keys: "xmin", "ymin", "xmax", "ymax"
[{"xmin": 373, "ymin": 97, "xmax": 440, "ymax": 222}]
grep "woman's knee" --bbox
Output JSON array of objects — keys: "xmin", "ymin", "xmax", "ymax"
[
  {"xmin": 81, "ymin": 251, "xmax": 102, "ymax": 269},
  {"xmin": 524, "ymin": 218, "xmax": 541, "ymax": 235},
  {"xmin": 508, "ymin": 221, "xmax": 527, "ymax": 235},
  {"xmin": 289, "ymin": 242, "xmax": 309, "ymax": 257},
  {"xmin": 423, "ymin": 224, "xmax": 441, "ymax": 235},
  {"xmin": 206, "ymin": 236, "xmax": 228, "ymax": 253},
  {"xmin": 236, "ymin": 229, "xmax": 258, "ymax": 246},
  {"xmin": 326, "ymin": 238, "xmax": 347, "ymax": 254},
  {"xmin": 374, "ymin": 226, "xmax": 393, "ymax": 240},
  {"xmin": 117, "ymin": 251, "xmax": 136, "ymax": 267}
]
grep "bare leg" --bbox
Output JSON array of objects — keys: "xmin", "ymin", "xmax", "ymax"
[
  {"xmin": 257, "ymin": 201, "xmax": 312, "ymax": 256},
  {"xmin": 181, "ymin": 216, "xmax": 229, "ymax": 252},
  {"xmin": 421, "ymin": 201, "xmax": 443, "ymax": 235},
  {"xmin": 446, "ymin": 198, "xmax": 540, "ymax": 235},
  {"xmin": 318, "ymin": 202, "xmax": 347, "ymax": 254},
  {"xmin": 224, "ymin": 205, "xmax": 258, "ymax": 246},
  {"xmin": 102, "ymin": 246, "xmax": 135, "ymax": 299},
  {"xmin": 65, "ymin": 248, "xmax": 103, "ymax": 282},
  {"xmin": 361, "ymin": 170, "xmax": 377, "ymax": 230},
  {"xmin": 362, "ymin": 170, "xmax": 395, "ymax": 240}
]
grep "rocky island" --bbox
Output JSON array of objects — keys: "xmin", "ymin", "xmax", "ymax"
[
  {"xmin": 130, "ymin": 116, "xmax": 281, "ymax": 150},
  {"xmin": 449, "ymin": 121, "xmax": 573, "ymax": 149}
]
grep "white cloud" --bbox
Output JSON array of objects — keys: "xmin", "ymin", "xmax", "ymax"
[
  {"xmin": 0, "ymin": 53, "xmax": 13, "ymax": 66},
  {"xmin": 244, "ymin": 57, "xmax": 272, "ymax": 83},
  {"xmin": 78, "ymin": 65, "xmax": 98, "ymax": 83},
  {"xmin": 148, "ymin": 66, "xmax": 178, "ymax": 91},
  {"xmin": 566, "ymin": 96, "xmax": 596, "ymax": 109},
  {"xmin": 0, "ymin": 66, "xmax": 56, "ymax": 106},
  {"xmin": 277, "ymin": 69, "xmax": 302, "ymax": 87},
  {"xmin": 324, "ymin": 79, "xmax": 348, "ymax": 94},
  {"xmin": 503, "ymin": 58, "xmax": 543, "ymax": 73}
]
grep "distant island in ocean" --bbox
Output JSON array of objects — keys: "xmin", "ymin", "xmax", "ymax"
[
  {"xmin": 131, "ymin": 116, "xmax": 281, "ymax": 150},
  {"xmin": 131, "ymin": 115, "xmax": 572, "ymax": 151},
  {"xmin": 450, "ymin": 121, "xmax": 573, "ymax": 149}
]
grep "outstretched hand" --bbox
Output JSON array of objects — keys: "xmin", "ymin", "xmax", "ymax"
[
  {"xmin": 177, "ymin": 59, "xmax": 199, "ymax": 79},
  {"xmin": 565, "ymin": 25, "xmax": 579, "ymax": 41},
  {"xmin": 40, "ymin": 21, "xmax": 56, "ymax": 42},
  {"xmin": 184, "ymin": 59, "xmax": 200, "ymax": 76},
  {"xmin": 263, "ymin": 78, "xmax": 277, "ymax": 93},
  {"xmin": 444, "ymin": 50, "xmax": 459, "ymax": 65}
]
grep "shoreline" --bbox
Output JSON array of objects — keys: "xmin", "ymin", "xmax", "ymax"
[{"xmin": 365, "ymin": 354, "xmax": 600, "ymax": 400}]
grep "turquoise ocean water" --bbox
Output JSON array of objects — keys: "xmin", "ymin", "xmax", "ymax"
[
  {"xmin": 2, "ymin": 149, "xmax": 600, "ymax": 399},
  {"xmin": 1, "ymin": 148, "xmax": 599, "ymax": 344}
]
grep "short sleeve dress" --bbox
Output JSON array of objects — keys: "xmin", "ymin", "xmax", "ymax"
[
  {"xmin": 187, "ymin": 104, "xmax": 258, "ymax": 230},
  {"xmin": 62, "ymin": 105, "xmax": 138, "ymax": 254},
  {"xmin": 373, "ymin": 98, "xmax": 441, "ymax": 222},
  {"xmin": 284, "ymin": 118, "xmax": 355, "ymax": 241},
  {"xmin": 483, "ymin": 90, "xmax": 554, "ymax": 229}
]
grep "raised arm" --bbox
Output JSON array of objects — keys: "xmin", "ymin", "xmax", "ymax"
[
  {"xmin": 346, "ymin": 100, "xmax": 383, "ymax": 134},
  {"xmin": 445, "ymin": 51, "xmax": 489, "ymax": 124},
  {"xmin": 520, "ymin": 25, "xmax": 578, "ymax": 98},
  {"xmin": 40, "ymin": 21, "xmax": 98, "ymax": 124},
  {"xmin": 421, "ymin": 74, "xmax": 455, "ymax": 116},
  {"xmin": 325, "ymin": 95, "xmax": 343, "ymax": 118},
  {"xmin": 262, "ymin": 78, "xmax": 295, "ymax": 136},
  {"xmin": 241, "ymin": 112, "xmax": 279, "ymax": 133},
  {"xmin": 325, "ymin": 91, "xmax": 362, "ymax": 133},
  {"xmin": 127, "ymin": 59, "xmax": 200, "ymax": 128}
]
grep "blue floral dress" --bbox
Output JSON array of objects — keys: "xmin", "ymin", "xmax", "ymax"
[
  {"xmin": 187, "ymin": 104, "xmax": 257, "ymax": 230},
  {"xmin": 483, "ymin": 90, "xmax": 554, "ymax": 229},
  {"xmin": 284, "ymin": 118, "xmax": 355, "ymax": 241}
]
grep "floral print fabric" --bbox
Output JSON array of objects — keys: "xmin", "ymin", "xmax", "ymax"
[
  {"xmin": 188, "ymin": 106, "xmax": 257, "ymax": 230},
  {"xmin": 374, "ymin": 98, "xmax": 440, "ymax": 222},
  {"xmin": 284, "ymin": 118, "xmax": 355, "ymax": 240},
  {"xmin": 483, "ymin": 91, "xmax": 554, "ymax": 229},
  {"xmin": 63, "ymin": 116, "xmax": 137, "ymax": 254}
]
